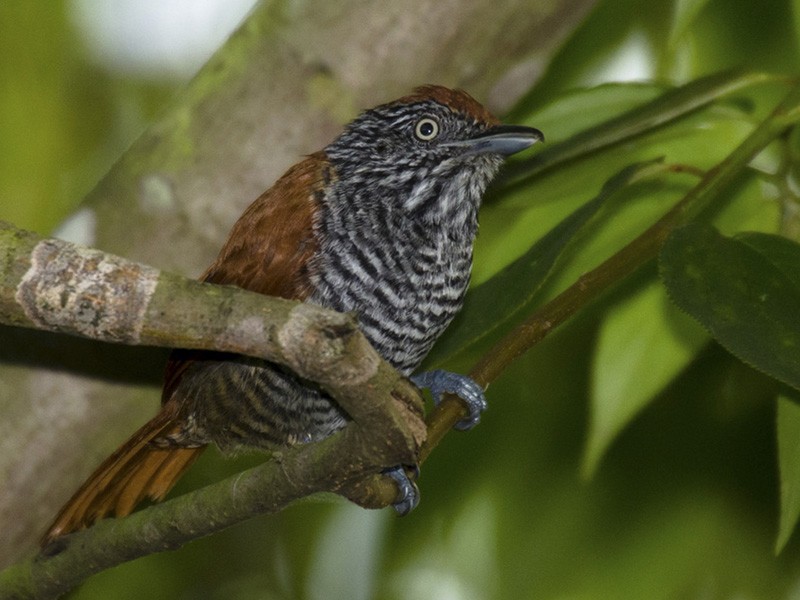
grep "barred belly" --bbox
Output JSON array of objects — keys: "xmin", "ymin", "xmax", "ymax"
[
  {"xmin": 176, "ymin": 358, "xmax": 347, "ymax": 451},
  {"xmin": 309, "ymin": 228, "xmax": 473, "ymax": 374},
  {"xmin": 178, "ymin": 208, "xmax": 475, "ymax": 451}
]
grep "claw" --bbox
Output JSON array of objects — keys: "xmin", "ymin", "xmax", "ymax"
[
  {"xmin": 384, "ymin": 465, "xmax": 420, "ymax": 515},
  {"xmin": 411, "ymin": 369, "xmax": 487, "ymax": 430}
]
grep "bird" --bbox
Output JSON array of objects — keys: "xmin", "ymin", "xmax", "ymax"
[{"xmin": 41, "ymin": 85, "xmax": 543, "ymax": 546}]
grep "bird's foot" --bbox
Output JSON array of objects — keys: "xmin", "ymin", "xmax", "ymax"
[
  {"xmin": 385, "ymin": 371, "xmax": 484, "ymax": 515},
  {"xmin": 384, "ymin": 465, "xmax": 420, "ymax": 515},
  {"xmin": 411, "ymin": 369, "xmax": 487, "ymax": 431}
]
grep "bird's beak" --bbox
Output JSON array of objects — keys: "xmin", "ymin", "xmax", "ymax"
[{"xmin": 447, "ymin": 124, "xmax": 545, "ymax": 156}]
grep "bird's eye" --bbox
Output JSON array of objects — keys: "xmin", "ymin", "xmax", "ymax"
[{"xmin": 414, "ymin": 117, "xmax": 440, "ymax": 141}]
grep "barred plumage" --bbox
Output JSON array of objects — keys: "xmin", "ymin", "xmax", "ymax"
[{"xmin": 42, "ymin": 85, "xmax": 543, "ymax": 544}]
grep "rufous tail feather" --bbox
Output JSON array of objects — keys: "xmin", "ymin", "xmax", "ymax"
[{"xmin": 41, "ymin": 408, "xmax": 204, "ymax": 547}]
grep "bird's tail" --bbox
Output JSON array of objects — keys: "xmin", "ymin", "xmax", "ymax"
[{"xmin": 41, "ymin": 408, "xmax": 205, "ymax": 547}]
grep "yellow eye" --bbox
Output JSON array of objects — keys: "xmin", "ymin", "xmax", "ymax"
[{"xmin": 414, "ymin": 117, "xmax": 440, "ymax": 141}]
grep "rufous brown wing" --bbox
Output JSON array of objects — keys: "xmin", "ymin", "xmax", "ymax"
[{"xmin": 41, "ymin": 155, "xmax": 324, "ymax": 546}]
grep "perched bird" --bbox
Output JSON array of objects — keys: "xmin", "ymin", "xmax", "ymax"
[{"xmin": 42, "ymin": 85, "xmax": 543, "ymax": 545}]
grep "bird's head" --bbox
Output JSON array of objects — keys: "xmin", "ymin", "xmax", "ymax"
[{"xmin": 324, "ymin": 85, "xmax": 543, "ymax": 224}]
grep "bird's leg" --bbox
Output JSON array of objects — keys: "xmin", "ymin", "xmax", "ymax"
[
  {"xmin": 384, "ymin": 464, "xmax": 420, "ymax": 515},
  {"xmin": 384, "ymin": 371, "xmax": 485, "ymax": 514},
  {"xmin": 411, "ymin": 369, "xmax": 487, "ymax": 431}
]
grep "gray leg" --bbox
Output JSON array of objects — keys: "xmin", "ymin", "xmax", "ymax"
[
  {"xmin": 384, "ymin": 371, "xmax": 485, "ymax": 515},
  {"xmin": 384, "ymin": 466, "xmax": 420, "ymax": 515},
  {"xmin": 411, "ymin": 369, "xmax": 487, "ymax": 431}
]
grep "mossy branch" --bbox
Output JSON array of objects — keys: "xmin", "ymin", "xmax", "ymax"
[{"xmin": 0, "ymin": 221, "xmax": 423, "ymax": 599}]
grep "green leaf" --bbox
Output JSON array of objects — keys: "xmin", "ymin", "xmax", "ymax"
[
  {"xmin": 504, "ymin": 70, "xmax": 776, "ymax": 186},
  {"xmin": 793, "ymin": 0, "xmax": 800, "ymax": 59},
  {"xmin": 477, "ymin": 81, "xmax": 758, "ymax": 291},
  {"xmin": 433, "ymin": 77, "xmax": 778, "ymax": 367},
  {"xmin": 426, "ymin": 160, "xmax": 668, "ymax": 367},
  {"xmin": 670, "ymin": 0, "xmax": 714, "ymax": 46},
  {"xmin": 508, "ymin": 82, "xmax": 666, "ymax": 146},
  {"xmin": 737, "ymin": 231, "xmax": 800, "ymax": 290},
  {"xmin": 659, "ymin": 223, "xmax": 800, "ymax": 392},
  {"xmin": 584, "ymin": 280, "xmax": 708, "ymax": 477},
  {"xmin": 777, "ymin": 393, "xmax": 800, "ymax": 554}
]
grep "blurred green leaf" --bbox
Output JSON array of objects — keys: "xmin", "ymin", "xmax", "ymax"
[
  {"xmin": 659, "ymin": 223, "xmax": 800, "ymax": 392},
  {"xmin": 580, "ymin": 162, "xmax": 777, "ymax": 477},
  {"xmin": 507, "ymin": 82, "xmax": 666, "ymax": 144},
  {"xmin": 476, "ymin": 80, "xmax": 758, "ymax": 292},
  {"xmin": 428, "ymin": 160, "xmax": 668, "ymax": 366},
  {"xmin": 669, "ymin": 0, "xmax": 713, "ymax": 46},
  {"xmin": 584, "ymin": 280, "xmax": 708, "ymax": 477},
  {"xmin": 793, "ymin": 0, "xmax": 800, "ymax": 63},
  {"xmin": 777, "ymin": 394, "xmax": 800, "ymax": 554},
  {"xmin": 712, "ymin": 173, "xmax": 783, "ymax": 235},
  {"xmin": 583, "ymin": 166, "xmax": 778, "ymax": 476},
  {"xmin": 504, "ymin": 70, "xmax": 775, "ymax": 186}
]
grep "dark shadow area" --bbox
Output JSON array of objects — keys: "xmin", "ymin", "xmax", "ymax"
[{"xmin": 0, "ymin": 324, "xmax": 169, "ymax": 385}]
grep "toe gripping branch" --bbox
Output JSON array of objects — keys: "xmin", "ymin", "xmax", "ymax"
[
  {"xmin": 383, "ymin": 465, "xmax": 420, "ymax": 516},
  {"xmin": 386, "ymin": 370, "xmax": 487, "ymax": 515},
  {"xmin": 410, "ymin": 369, "xmax": 487, "ymax": 431}
]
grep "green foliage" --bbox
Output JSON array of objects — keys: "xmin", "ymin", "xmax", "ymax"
[
  {"xmin": 661, "ymin": 225, "xmax": 800, "ymax": 556},
  {"xmin": 661, "ymin": 225, "xmax": 800, "ymax": 392},
  {"xmin": 778, "ymin": 394, "xmax": 800, "ymax": 553},
  {"xmin": 585, "ymin": 279, "xmax": 708, "ymax": 477},
  {"xmin": 0, "ymin": 2, "xmax": 176, "ymax": 234},
  {"xmin": 434, "ymin": 4, "xmax": 800, "ymax": 593}
]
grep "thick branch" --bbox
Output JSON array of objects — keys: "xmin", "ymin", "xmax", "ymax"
[
  {"xmin": 1, "ymin": 221, "xmax": 414, "ymax": 415},
  {"xmin": 0, "ymin": 220, "xmax": 425, "ymax": 598}
]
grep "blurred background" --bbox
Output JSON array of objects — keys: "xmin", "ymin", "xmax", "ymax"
[
  {"xmin": 3, "ymin": 1, "xmax": 800, "ymax": 598},
  {"xmin": 5, "ymin": 0, "xmax": 799, "ymax": 233},
  {"xmin": 0, "ymin": 0, "xmax": 258, "ymax": 234}
]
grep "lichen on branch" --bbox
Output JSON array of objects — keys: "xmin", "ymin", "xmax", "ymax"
[{"xmin": 0, "ymin": 220, "xmax": 424, "ymax": 600}]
